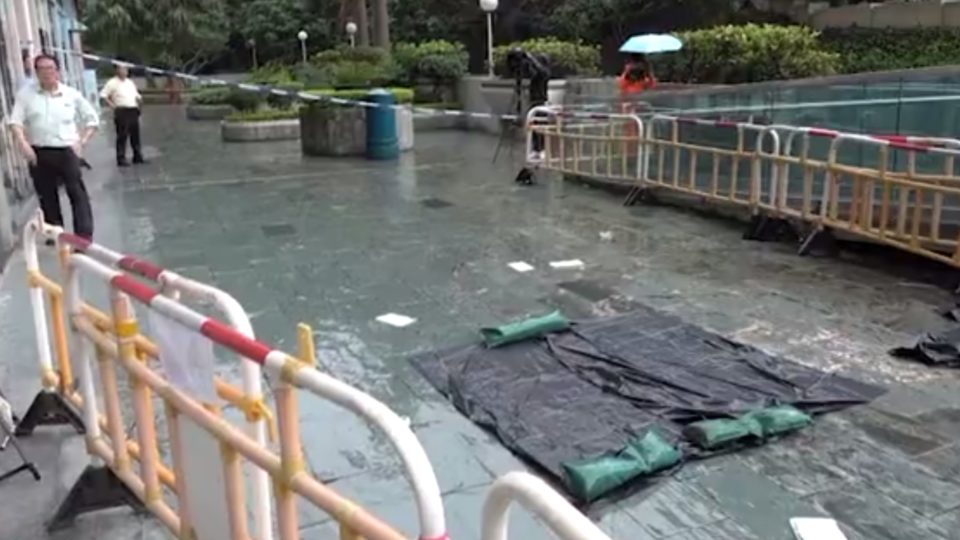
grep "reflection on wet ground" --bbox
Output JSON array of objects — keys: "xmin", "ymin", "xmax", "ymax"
[{"xmin": 1, "ymin": 105, "xmax": 960, "ymax": 539}]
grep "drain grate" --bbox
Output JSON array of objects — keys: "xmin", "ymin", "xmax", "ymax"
[
  {"xmin": 421, "ymin": 198, "xmax": 454, "ymax": 209},
  {"xmin": 261, "ymin": 223, "xmax": 297, "ymax": 237}
]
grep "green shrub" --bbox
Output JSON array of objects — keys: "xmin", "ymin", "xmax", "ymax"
[
  {"xmin": 314, "ymin": 46, "xmax": 391, "ymax": 65},
  {"xmin": 267, "ymin": 82, "xmax": 305, "ymax": 109},
  {"xmin": 225, "ymin": 107, "xmax": 301, "ymax": 122},
  {"xmin": 247, "ymin": 62, "xmax": 296, "ymax": 85},
  {"xmin": 820, "ymin": 27, "xmax": 960, "ymax": 74},
  {"xmin": 225, "ymin": 87, "xmax": 264, "ymax": 112},
  {"xmin": 394, "ymin": 40, "xmax": 468, "ymax": 85},
  {"xmin": 191, "ymin": 87, "xmax": 233, "ymax": 105},
  {"xmin": 312, "ymin": 45, "xmax": 400, "ymax": 88},
  {"xmin": 493, "ymin": 38, "xmax": 600, "ymax": 78},
  {"xmin": 291, "ymin": 63, "xmax": 333, "ymax": 87},
  {"xmin": 658, "ymin": 24, "xmax": 838, "ymax": 84},
  {"xmin": 302, "ymin": 87, "xmax": 415, "ymax": 105}
]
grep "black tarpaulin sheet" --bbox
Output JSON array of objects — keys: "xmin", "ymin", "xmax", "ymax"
[
  {"xmin": 411, "ymin": 306, "xmax": 884, "ymax": 503},
  {"xmin": 890, "ymin": 326, "xmax": 960, "ymax": 367}
]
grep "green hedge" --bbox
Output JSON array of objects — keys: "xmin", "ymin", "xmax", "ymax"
[
  {"xmin": 658, "ymin": 24, "xmax": 839, "ymax": 84},
  {"xmin": 225, "ymin": 107, "xmax": 301, "ymax": 122},
  {"xmin": 312, "ymin": 46, "xmax": 401, "ymax": 88},
  {"xmin": 493, "ymin": 38, "xmax": 600, "ymax": 78},
  {"xmin": 191, "ymin": 87, "xmax": 232, "ymax": 105},
  {"xmin": 302, "ymin": 87, "xmax": 414, "ymax": 104},
  {"xmin": 820, "ymin": 27, "xmax": 960, "ymax": 74},
  {"xmin": 394, "ymin": 40, "xmax": 468, "ymax": 85}
]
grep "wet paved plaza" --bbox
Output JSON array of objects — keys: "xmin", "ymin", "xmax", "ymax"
[{"xmin": 3, "ymin": 105, "xmax": 960, "ymax": 539}]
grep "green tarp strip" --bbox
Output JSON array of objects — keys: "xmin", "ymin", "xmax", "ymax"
[{"xmin": 481, "ymin": 310, "xmax": 570, "ymax": 348}]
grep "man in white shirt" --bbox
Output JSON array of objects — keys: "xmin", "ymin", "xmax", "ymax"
[
  {"xmin": 100, "ymin": 64, "xmax": 144, "ymax": 166},
  {"xmin": 8, "ymin": 53, "xmax": 100, "ymax": 240}
]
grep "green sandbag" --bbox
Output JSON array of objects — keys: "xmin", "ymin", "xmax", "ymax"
[
  {"xmin": 743, "ymin": 405, "xmax": 812, "ymax": 437},
  {"xmin": 481, "ymin": 310, "xmax": 570, "ymax": 348},
  {"xmin": 562, "ymin": 430, "xmax": 681, "ymax": 502},
  {"xmin": 683, "ymin": 416, "xmax": 763, "ymax": 449},
  {"xmin": 625, "ymin": 430, "xmax": 682, "ymax": 472},
  {"xmin": 562, "ymin": 453, "xmax": 648, "ymax": 502}
]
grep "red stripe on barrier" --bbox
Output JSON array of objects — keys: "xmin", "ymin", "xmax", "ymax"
[
  {"xmin": 117, "ymin": 256, "xmax": 165, "ymax": 281},
  {"xmin": 111, "ymin": 274, "xmax": 160, "ymax": 304},
  {"xmin": 807, "ymin": 128, "xmax": 838, "ymax": 139},
  {"xmin": 890, "ymin": 141, "xmax": 929, "ymax": 153},
  {"xmin": 200, "ymin": 319, "xmax": 271, "ymax": 364},
  {"xmin": 676, "ymin": 117, "xmax": 697, "ymax": 125},
  {"xmin": 59, "ymin": 233, "xmax": 92, "ymax": 250},
  {"xmin": 715, "ymin": 120, "xmax": 738, "ymax": 128},
  {"xmin": 420, "ymin": 534, "xmax": 449, "ymax": 540}
]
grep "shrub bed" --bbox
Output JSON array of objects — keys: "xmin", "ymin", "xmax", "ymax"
[
  {"xmin": 493, "ymin": 38, "xmax": 600, "ymax": 78},
  {"xmin": 820, "ymin": 27, "xmax": 960, "ymax": 74},
  {"xmin": 657, "ymin": 24, "xmax": 839, "ymax": 84},
  {"xmin": 302, "ymin": 87, "xmax": 415, "ymax": 105}
]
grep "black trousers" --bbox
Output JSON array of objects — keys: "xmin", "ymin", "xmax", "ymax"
[
  {"xmin": 114, "ymin": 107, "xmax": 142, "ymax": 162},
  {"xmin": 29, "ymin": 147, "xmax": 94, "ymax": 238}
]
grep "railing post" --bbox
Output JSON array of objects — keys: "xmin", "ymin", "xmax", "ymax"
[{"xmin": 111, "ymin": 292, "xmax": 162, "ymax": 505}]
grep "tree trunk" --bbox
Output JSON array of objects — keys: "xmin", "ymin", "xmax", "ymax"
[
  {"xmin": 372, "ymin": 0, "xmax": 390, "ymax": 50},
  {"xmin": 356, "ymin": 0, "xmax": 370, "ymax": 47}
]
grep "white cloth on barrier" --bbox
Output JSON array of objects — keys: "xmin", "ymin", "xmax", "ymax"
[{"xmin": 149, "ymin": 310, "xmax": 218, "ymax": 403}]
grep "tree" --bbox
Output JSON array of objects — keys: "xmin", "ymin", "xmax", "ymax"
[
  {"xmin": 337, "ymin": 0, "xmax": 370, "ymax": 47},
  {"xmin": 233, "ymin": 0, "xmax": 334, "ymax": 64},
  {"xmin": 372, "ymin": 0, "xmax": 390, "ymax": 49},
  {"xmin": 83, "ymin": 0, "xmax": 230, "ymax": 74}
]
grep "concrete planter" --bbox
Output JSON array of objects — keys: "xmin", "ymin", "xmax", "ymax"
[
  {"xmin": 300, "ymin": 105, "xmax": 367, "ymax": 156},
  {"xmin": 221, "ymin": 119, "xmax": 301, "ymax": 142},
  {"xmin": 187, "ymin": 104, "xmax": 233, "ymax": 121},
  {"xmin": 300, "ymin": 103, "xmax": 414, "ymax": 157}
]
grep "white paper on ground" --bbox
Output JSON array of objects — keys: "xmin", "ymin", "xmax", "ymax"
[
  {"xmin": 550, "ymin": 259, "xmax": 585, "ymax": 269},
  {"xmin": 789, "ymin": 518, "xmax": 848, "ymax": 540},
  {"xmin": 149, "ymin": 310, "xmax": 218, "ymax": 403},
  {"xmin": 508, "ymin": 261, "xmax": 535, "ymax": 273},
  {"xmin": 375, "ymin": 313, "xmax": 417, "ymax": 328}
]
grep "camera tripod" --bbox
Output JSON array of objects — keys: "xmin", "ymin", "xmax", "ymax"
[{"xmin": 492, "ymin": 76, "xmax": 524, "ymax": 165}]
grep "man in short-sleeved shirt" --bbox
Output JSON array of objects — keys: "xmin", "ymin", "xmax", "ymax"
[
  {"xmin": 8, "ymin": 54, "xmax": 100, "ymax": 239},
  {"xmin": 100, "ymin": 64, "xmax": 144, "ymax": 166}
]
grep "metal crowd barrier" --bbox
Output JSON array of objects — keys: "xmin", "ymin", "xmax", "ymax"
[
  {"xmin": 16, "ymin": 210, "xmax": 613, "ymax": 540},
  {"xmin": 526, "ymin": 107, "xmax": 960, "ymax": 269}
]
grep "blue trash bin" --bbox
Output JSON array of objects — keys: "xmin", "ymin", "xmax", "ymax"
[{"xmin": 366, "ymin": 89, "xmax": 399, "ymax": 160}]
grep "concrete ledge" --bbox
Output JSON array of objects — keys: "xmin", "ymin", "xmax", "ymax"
[
  {"xmin": 221, "ymin": 119, "xmax": 301, "ymax": 142},
  {"xmin": 187, "ymin": 104, "xmax": 233, "ymax": 121}
]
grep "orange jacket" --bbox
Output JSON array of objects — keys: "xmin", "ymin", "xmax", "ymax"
[{"xmin": 619, "ymin": 72, "xmax": 656, "ymax": 95}]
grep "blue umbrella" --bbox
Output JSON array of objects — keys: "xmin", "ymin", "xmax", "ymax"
[{"xmin": 619, "ymin": 34, "xmax": 683, "ymax": 54}]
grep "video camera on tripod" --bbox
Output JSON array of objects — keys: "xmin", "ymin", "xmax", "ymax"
[
  {"xmin": 504, "ymin": 47, "xmax": 551, "ymax": 119},
  {"xmin": 493, "ymin": 48, "xmax": 552, "ymax": 184}
]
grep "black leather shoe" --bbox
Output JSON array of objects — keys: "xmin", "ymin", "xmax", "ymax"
[
  {"xmin": 117, "ymin": 160, "xmax": 130, "ymax": 167},
  {"xmin": 133, "ymin": 157, "xmax": 147, "ymax": 165}
]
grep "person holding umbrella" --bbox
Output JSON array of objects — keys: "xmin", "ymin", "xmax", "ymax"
[
  {"xmin": 619, "ymin": 53, "xmax": 657, "ymax": 100},
  {"xmin": 617, "ymin": 34, "xmax": 682, "ymax": 104}
]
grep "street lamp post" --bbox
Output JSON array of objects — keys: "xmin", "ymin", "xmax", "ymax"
[
  {"xmin": 479, "ymin": 0, "xmax": 498, "ymax": 78},
  {"xmin": 346, "ymin": 22, "xmax": 358, "ymax": 48},
  {"xmin": 297, "ymin": 30, "xmax": 308, "ymax": 65},
  {"xmin": 248, "ymin": 38, "xmax": 258, "ymax": 69}
]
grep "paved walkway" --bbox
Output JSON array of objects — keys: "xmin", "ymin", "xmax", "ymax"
[{"xmin": 2, "ymin": 105, "xmax": 960, "ymax": 539}]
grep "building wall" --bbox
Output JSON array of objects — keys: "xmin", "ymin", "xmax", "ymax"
[{"xmin": 0, "ymin": 0, "xmax": 89, "ymax": 260}]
